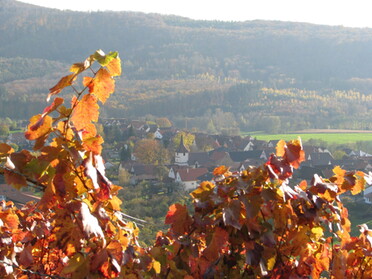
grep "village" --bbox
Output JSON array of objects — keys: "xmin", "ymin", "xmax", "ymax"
[
  {"xmin": 104, "ymin": 118, "xmax": 372, "ymax": 204},
  {"xmin": 2, "ymin": 117, "xmax": 372, "ymax": 206}
]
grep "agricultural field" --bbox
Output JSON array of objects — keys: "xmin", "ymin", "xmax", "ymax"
[{"xmin": 248, "ymin": 130, "xmax": 372, "ymax": 145}]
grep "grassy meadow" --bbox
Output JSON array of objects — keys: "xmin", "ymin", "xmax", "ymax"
[{"xmin": 247, "ymin": 130, "xmax": 372, "ymax": 145}]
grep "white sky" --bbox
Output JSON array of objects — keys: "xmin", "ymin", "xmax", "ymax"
[{"xmin": 18, "ymin": 0, "xmax": 372, "ymax": 28}]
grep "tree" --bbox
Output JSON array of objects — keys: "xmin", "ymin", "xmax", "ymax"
[
  {"xmin": 0, "ymin": 124, "xmax": 9, "ymax": 136},
  {"xmin": 155, "ymin": 117, "xmax": 172, "ymax": 128},
  {"xmin": 0, "ymin": 51, "xmax": 371, "ymax": 279},
  {"xmin": 172, "ymin": 131, "xmax": 195, "ymax": 150},
  {"xmin": 134, "ymin": 139, "xmax": 169, "ymax": 165}
]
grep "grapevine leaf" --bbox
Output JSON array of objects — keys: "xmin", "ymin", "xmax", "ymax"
[
  {"xmin": 83, "ymin": 135, "xmax": 104, "ymax": 155},
  {"xmin": 276, "ymin": 139, "xmax": 305, "ymax": 169},
  {"xmin": 48, "ymin": 74, "xmax": 77, "ymax": 101},
  {"xmin": 222, "ymin": 199, "xmax": 243, "ymax": 229},
  {"xmin": 106, "ymin": 56, "xmax": 121, "ymax": 76},
  {"xmin": 70, "ymin": 94, "xmax": 99, "ymax": 131},
  {"xmin": 83, "ymin": 68, "xmax": 115, "ymax": 104},
  {"xmin": 25, "ymin": 114, "xmax": 53, "ymax": 141},
  {"xmin": 4, "ymin": 169, "xmax": 27, "ymax": 189},
  {"xmin": 0, "ymin": 143, "xmax": 14, "ymax": 157},
  {"xmin": 79, "ymin": 202, "xmax": 105, "ymax": 240},
  {"xmin": 165, "ymin": 203, "xmax": 192, "ymax": 235},
  {"xmin": 0, "ymin": 212, "xmax": 19, "ymax": 229},
  {"xmin": 69, "ymin": 58, "xmax": 91, "ymax": 75},
  {"xmin": 202, "ymin": 227, "xmax": 228, "ymax": 261},
  {"xmin": 275, "ymin": 140, "xmax": 286, "ymax": 157},
  {"xmin": 41, "ymin": 97, "xmax": 64, "ymax": 117},
  {"xmin": 92, "ymin": 50, "xmax": 119, "ymax": 66},
  {"xmin": 190, "ymin": 181, "xmax": 215, "ymax": 201},
  {"xmin": 213, "ymin": 165, "xmax": 229, "ymax": 176}
]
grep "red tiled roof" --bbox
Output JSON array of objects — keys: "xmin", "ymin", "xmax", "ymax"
[{"xmin": 177, "ymin": 168, "xmax": 208, "ymax": 182}]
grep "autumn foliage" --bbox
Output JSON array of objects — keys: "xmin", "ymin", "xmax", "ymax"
[{"xmin": 0, "ymin": 51, "xmax": 371, "ymax": 278}]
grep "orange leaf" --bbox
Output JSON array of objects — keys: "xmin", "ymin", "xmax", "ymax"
[
  {"xmin": 106, "ymin": 57, "xmax": 121, "ymax": 76},
  {"xmin": 25, "ymin": 114, "xmax": 53, "ymax": 140},
  {"xmin": 70, "ymin": 94, "xmax": 99, "ymax": 131},
  {"xmin": 83, "ymin": 135, "xmax": 104, "ymax": 155},
  {"xmin": 0, "ymin": 212, "xmax": 19, "ymax": 229},
  {"xmin": 0, "ymin": 143, "xmax": 14, "ymax": 156},
  {"xmin": 48, "ymin": 74, "xmax": 76, "ymax": 101},
  {"xmin": 275, "ymin": 139, "xmax": 286, "ymax": 157},
  {"xmin": 83, "ymin": 68, "xmax": 115, "ymax": 104},
  {"xmin": 213, "ymin": 165, "xmax": 229, "ymax": 176}
]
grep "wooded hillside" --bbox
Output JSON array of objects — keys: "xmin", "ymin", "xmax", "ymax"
[{"xmin": 1, "ymin": 0, "xmax": 372, "ymax": 133}]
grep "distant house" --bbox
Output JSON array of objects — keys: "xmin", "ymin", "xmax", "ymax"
[
  {"xmin": 175, "ymin": 167, "xmax": 209, "ymax": 191},
  {"xmin": 306, "ymin": 152, "xmax": 334, "ymax": 167},
  {"xmin": 128, "ymin": 164, "xmax": 157, "ymax": 184},
  {"xmin": 267, "ymin": 140, "xmax": 280, "ymax": 148}
]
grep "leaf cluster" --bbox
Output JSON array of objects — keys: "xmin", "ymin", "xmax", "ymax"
[{"xmin": 0, "ymin": 51, "xmax": 371, "ymax": 279}]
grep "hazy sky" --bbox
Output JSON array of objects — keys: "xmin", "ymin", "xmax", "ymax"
[{"xmin": 19, "ymin": 0, "xmax": 372, "ymax": 28}]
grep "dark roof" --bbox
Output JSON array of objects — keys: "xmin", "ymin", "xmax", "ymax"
[
  {"xmin": 129, "ymin": 164, "xmax": 156, "ymax": 176},
  {"xmin": 229, "ymin": 150, "xmax": 265, "ymax": 162},
  {"xmin": 189, "ymin": 152, "xmax": 210, "ymax": 166},
  {"xmin": 298, "ymin": 166, "xmax": 324, "ymax": 180},
  {"xmin": 307, "ymin": 152, "xmax": 334, "ymax": 166}
]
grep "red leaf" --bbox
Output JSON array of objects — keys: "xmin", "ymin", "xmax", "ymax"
[
  {"xmin": 202, "ymin": 227, "xmax": 229, "ymax": 261},
  {"xmin": 165, "ymin": 203, "xmax": 192, "ymax": 235}
]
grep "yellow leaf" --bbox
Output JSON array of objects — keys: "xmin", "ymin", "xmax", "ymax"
[
  {"xmin": 108, "ymin": 196, "xmax": 122, "ymax": 211},
  {"xmin": 106, "ymin": 57, "xmax": 122, "ymax": 76},
  {"xmin": 310, "ymin": 227, "xmax": 324, "ymax": 242},
  {"xmin": 267, "ymin": 255, "xmax": 276, "ymax": 271},
  {"xmin": 153, "ymin": 260, "xmax": 161, "ymax": 274}
]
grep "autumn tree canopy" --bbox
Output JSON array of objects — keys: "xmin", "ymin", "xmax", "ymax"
[{"xmin": 0, "ymin": 50, "xmax": 371, "ymax": 279}]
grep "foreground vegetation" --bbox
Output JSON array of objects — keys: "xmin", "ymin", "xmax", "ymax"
[{"xmin": 0, "ymin": 51, "xmax": 370, "ymax": 278}]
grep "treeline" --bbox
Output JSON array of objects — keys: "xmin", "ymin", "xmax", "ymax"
[{"xmin": 108, "ymin": 82, "xmax": 372, "ymax": 133}]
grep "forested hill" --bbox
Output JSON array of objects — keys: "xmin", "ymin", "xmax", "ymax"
[
  {"xmin": 1, "ymin": 0, "xmax": 372, "ymax": 133},
  {"xmin": 3, "ymin": 0, "xmax": 372, "ymax": 82}
]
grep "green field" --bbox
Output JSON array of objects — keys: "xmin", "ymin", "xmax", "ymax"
[{"xmin": 247, "ymin": 132, "xmax": 372, "ymax": 145}]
